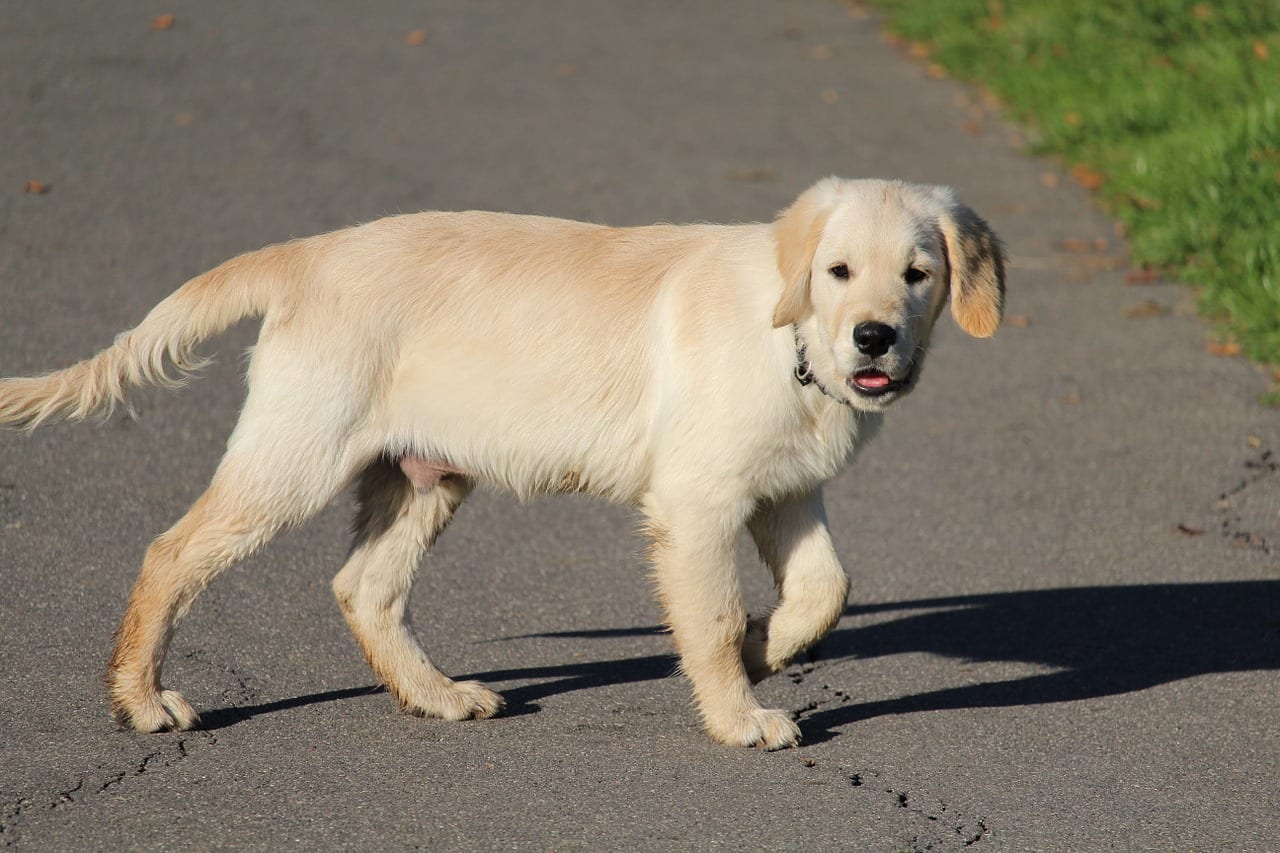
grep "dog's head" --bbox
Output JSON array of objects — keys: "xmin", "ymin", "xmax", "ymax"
[{"xmin": 772, "ymin": 177, "xmax": 1005, "ymax": 411}]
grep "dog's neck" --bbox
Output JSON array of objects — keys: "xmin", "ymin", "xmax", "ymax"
[{"xmin": 792, "ymin": 326, "xmax": 850, "ymax": 407}]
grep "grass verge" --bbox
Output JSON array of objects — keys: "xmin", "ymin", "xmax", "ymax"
[{"xmin": 869, "ymin": 0, "xmax": 1280, "ymax": 393}]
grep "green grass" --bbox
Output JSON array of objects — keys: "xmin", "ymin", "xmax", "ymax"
[{"xmin": 871, "ymin": 0, "xmax": 1280, "ymax": 380}]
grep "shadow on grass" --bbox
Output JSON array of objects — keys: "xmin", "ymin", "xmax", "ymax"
[{"xmin": 200, "ymin": 581, "xmax": 1280, "ymax": 738}]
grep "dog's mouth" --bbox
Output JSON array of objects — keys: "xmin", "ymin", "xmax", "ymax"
[{"xmin": 847, "ymin": 366, "xmax": 911, "ymax": 398}]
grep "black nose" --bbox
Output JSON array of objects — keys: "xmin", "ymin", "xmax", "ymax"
[{"xmin": 853, "ymin": 322, "xmax": 897, "ymax": 358}]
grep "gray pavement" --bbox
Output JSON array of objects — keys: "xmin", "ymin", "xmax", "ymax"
[{"xmin": 2, "ymin": 2, "xmax": 1277, "ymax": 850}]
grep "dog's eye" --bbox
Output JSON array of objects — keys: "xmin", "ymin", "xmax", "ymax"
[
  {"xmin": 829, "ymin": 263, "xmax": 850, "ymax": 280},
  {"xmin": 904, "ymin": 267, "xmax": 928, "ymax": 285}
]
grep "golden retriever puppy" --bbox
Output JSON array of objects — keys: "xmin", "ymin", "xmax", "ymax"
[{"xmin": 0, "ymin": 177, "xmax": 1003, "ymax": 749}]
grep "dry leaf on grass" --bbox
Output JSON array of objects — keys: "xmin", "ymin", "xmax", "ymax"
[
  {"xmin": 1254, "ymin": 40, "xmax": 1269, "ymax": 60},
  {"xmin": 150, "ymin": 13, "xmax": 174, "ymax": 31},
  {"xmin": 1070, "ymin": 164, "xmax": 1106, "ymax": 189},
  {"xmin": 23, "ymin": 180, "xmax": 49, "ymax": 195},
  {"xmin": 1124, "ymin": 300, "xmax": 1168, "ymax": 319}
]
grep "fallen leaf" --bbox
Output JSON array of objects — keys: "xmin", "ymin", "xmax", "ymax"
[
  {"xmin": 1124, "ymin": 269, "xmax": 1162, "ymax": 284},
  {"xmin": 820, "ymin": 88, "xmax": 839, "ymax": 104},
  {"xmin": 1060, "ymin": 391, "xmax": 1081, "ymax": 406},
  {"xmin": 553, "ymin": 62, "xmax": 577, "ymax": 78},
  {"xmin": 808, "ymin": 44, "xmax": 834, "ymax": 61},
  {"xmin": 174, "ymin": 112, "xmax": 195, "ymax": 126},
  {"xmin": 978, "ymin": 87, "xmax": 1003, "ymax": 110},
  {"xmin": 150, "ymin": 13, "xmax": 174, "ymax": 30},
  {"xmin": 1192, "ymin": 3, "xmax": 1212, "ymax": 21},
  {"xmin": 1064, "ymin": 111, "xmax": 1082, "ymax": 127},
  {"xmin": 925, "ymin": 63, "xmax": 948, "ymax": 79},
  {"xmin": 404, "ymin": 29, "xmax": 428, "ymax": 46},
  {"xmin": 1003, "ymin": 314, "xmax": 1030, "ymax": 328},
  {"xmin": 1059, "ymin": 238, "xmax": 1093, "ymax": 253},
  {"xmin": 1069, "ymin": 163, "xmax": 1106, "ymax": 189},
  {"xmin": 1176, "ymin": 523, "xmax": 1205, "ymax": 536},
  {"xmin": 1041, "ymin": 172, "xmax": 1060, "ymax": 188},
  {"xmin": 1254, "ymin": 40, "xmax": 1269, "ymax": 60},
  {"xmin": 906, "ymin": 42, "xmax": 931, "ymax": 59},
  {"xmin": 963, "ymin": 121, "xmax": 983, "ymax": 136},
  {"xmin": 1124, "ymin": 300, "xmax": 1168, "ymax": 318},
  {"xmin": 843, "ymin": 1, "xmax": 869, "ymax": 20},
  {"xmin": 725, "ymin": 168, "xmax": 776, "ymax": 184},
  {"xmin": 23, "ymin": 180, "xmax": 49, "ymax": 195},
  {"xmin": 1207, "ymin": 341, "xmax": 1242, "ymax": 357},
  {"xmin": 1247, "ymin": 435, "xmax": 1263, "ymax": 448}
]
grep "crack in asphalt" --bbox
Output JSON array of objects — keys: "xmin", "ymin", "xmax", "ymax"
[
  {"xmin": 0, "ymin": 732, "xmax": 213, "ymax": 847},
  {"xmin": 830, "ymin": 768, "xmax": 991, "ymax": 850},
  {"xmin": 1218, "ymin": 447, "xmax": 1278, "ymax": 555},
  {"xmin": 786, "ymin": 662, "xmax": 990, "ymax": 850}
]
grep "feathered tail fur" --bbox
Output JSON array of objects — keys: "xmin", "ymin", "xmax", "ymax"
[{"xmin": 0, "ymin": 241, "xmax": 305, "ymax": 429}]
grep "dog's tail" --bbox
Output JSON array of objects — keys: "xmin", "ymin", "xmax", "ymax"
[{"xmin": 0, "ymin": 240, "xmax": 308, "ymax": 429}]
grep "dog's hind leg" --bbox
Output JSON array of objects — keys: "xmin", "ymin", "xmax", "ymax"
[
  {"xmin": 742, "ymin": 488, "xmax": 849, "ymax": 683},
  {"xmin": 105, "ymin": 342, "xmax": 377, "ymax": 733},
  {"xmin": 105, "ymin": 438, "xmax": 358, "ymax": 732},
  {"xmin": 331, "ymin": 458, "xmax": 502, "ymax": 720}
]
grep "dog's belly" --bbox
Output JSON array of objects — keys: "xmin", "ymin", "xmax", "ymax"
[{"xmin": 398, "ymin": 454, "xmax": 468, "ymax": 490}]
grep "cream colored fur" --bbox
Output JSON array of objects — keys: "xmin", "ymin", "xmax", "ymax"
[{"xmin": 0, "ymin": 177, "xmax": 1004, "ymax": 749}]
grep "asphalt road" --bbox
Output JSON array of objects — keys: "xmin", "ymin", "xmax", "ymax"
[{"xmin": 2, "ymin": 2, "xmax": 1278, "ymax": 850}]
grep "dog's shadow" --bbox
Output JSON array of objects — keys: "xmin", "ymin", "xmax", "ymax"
[{"xmin": 200, "ymin": 580, "xmax": 1280, "ymax": 739}]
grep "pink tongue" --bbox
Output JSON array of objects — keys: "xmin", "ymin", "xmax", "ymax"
[{"xmin": 856, "ymin": 372, "xmax": 891, "ymax": 389}]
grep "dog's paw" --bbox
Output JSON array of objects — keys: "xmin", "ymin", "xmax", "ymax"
[
  {"xmin": 399, "ymin": 679, "xmax": 504, "ymax": 721},
  {"xmin": 440, "ymin": 680, "xmax": 505, "ymax": 721},
  {"xmin": 113, "ymin": 688, "xmax": 201, "ymax": 733},
  {"xmin": 706, "ymin": 707, "xmax": 801, "ymax": 750}
]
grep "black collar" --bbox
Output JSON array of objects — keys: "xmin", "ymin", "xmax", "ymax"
[
  {"xmin": 792, "ymin": 327, "xmax": 850, "ymax": 406},
  {"xmin": 793, "ymin": 327, "xmax": 816, "ymax": 386}
]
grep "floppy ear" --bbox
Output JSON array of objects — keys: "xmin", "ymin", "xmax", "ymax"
[
  {"xmin": 771, "ymin": 188, "xmax": 831, "ymax": 329},
  {"xmin": 935, "ymin": 191, "xmax": 1006, "ymax": 338}
]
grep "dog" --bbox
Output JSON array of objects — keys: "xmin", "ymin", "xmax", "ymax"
[{"xmin": 0, "ymin": 177, "xmax": 1004, "ymax": 749}]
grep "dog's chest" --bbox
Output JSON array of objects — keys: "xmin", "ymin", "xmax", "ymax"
[{"xmin": 752, "ymin": 405, "xmax": 876, "ymax": 498}]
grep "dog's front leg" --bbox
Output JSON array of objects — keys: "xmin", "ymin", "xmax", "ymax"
[
  {"xmin": 743, "ymin": 488, "xmax": 849, "ymax": 683},
  {"xmin": 643, "ymin": 494, "xmax": 801, "ymax": 750}
]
